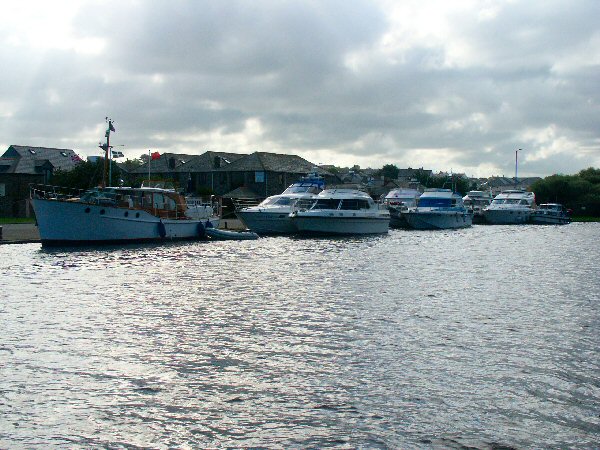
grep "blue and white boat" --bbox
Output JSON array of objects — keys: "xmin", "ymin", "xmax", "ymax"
[
  {"xmin": 31, "ymin": 184, "xmax": 219, "ymax": 246},
  {"xmin": 30, "ymin": 119, "xmax": 219, "ymax": 246},
  {"xmin": 404, "ymin": 189, "xmax": 472, "ymax": 230},
  {"xmin": 235, "ymin": 174, "xmax": 325, "ymax": 234}
]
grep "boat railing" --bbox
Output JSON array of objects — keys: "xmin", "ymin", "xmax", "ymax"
[
  {"xmin": 232, "ymin": 197, "xmax": 263, "ymax": 211},
  {"xmin": 30, "ymin": 183, "xmax": 86, "ymax": 201}
]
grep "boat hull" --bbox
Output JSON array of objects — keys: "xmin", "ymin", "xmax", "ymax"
[
  {"xmin": 388, "ymin": 207, "xmax": 411, "ymax": 229},
  {"xmin": 235, "ymin": 210, "xmax": 296, "ymax": 234},
  {"xmin": 32, "ymin": 198, "xmax": 218, "ymax": 246},
  {"xmin": 483, "ymin": 208, "xmax": 532, "ymax": 224},
  {"xmin": 292, "ymin": 214, "xmax": 390, "ymax": 235},
  {"xmin": 205, "ymin": 228, "xmax": 259, "ymax": 240},
  {"xmin": 404, "ymin": 211, "xmax": 472, "ymax": 230},
  {"xmin": 531, "ymin": 213, "xmax": 571, "ymax": 225}
]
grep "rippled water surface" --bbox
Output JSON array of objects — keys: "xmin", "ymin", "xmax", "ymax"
[{"xmin": 1, "ymin": 223, "xmax": 599, "ymax": 448}]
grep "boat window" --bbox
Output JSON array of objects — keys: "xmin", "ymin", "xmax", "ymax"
[
  {"xmin": 164, "ymin": 195, "xmax": 177, "ymax": 210},
  {"xmin": 418, "ymin": 198, "xmax": 452, "ymax": 207},
  {"xmin": 340, "ymin": 199, "xmax": 360, "ymax": 210},
  {"xmin": 358, "ymin": 200, "xmax": 370, "ymax": 209},
  {"xmin": 519, "ymin": 199, "xmax": 529, "ymax": 205},
  {"xmin": 312, "ymin": 199, "xmax": 341, "ymax": 210},
  {"xmin": 273, "ymin": 197, "xmax": 293, "ymax": 206},
  {"xmin": 492, "ymin": 199, "xmax": 505, "ymax": 205}
]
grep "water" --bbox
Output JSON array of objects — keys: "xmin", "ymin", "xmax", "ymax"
[{"xmin": 1, "ymin": 223, "xmax": 599, "ymax": 448}]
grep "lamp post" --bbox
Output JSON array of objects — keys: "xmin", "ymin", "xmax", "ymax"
[{"xmin": 515, "ymin": 148, "xmax": 522, "ymax": 188}]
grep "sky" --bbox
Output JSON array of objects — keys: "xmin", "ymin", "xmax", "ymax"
[{"xmin": 1, "ymin": 0, "xmax": 599, "ymax": 178}]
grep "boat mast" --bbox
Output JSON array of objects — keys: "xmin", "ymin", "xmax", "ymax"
[{"xmin": 100, "ymin": 117, "xmax": 115, "ymax": 188}]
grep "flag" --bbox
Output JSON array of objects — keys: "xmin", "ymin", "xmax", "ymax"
[
  {"xmin": 108, "ymin": 120, "xmax": 115, "ymax": 132},
  {"xmin": 112, "ymin": 151, "xmax": 124, "ymax": 158},
  {"xmin": 151, "ymin": 151, "xmax": 161, "ymax": 160},
  {"xmin": 71, "ymin": 153, "xmax": 83, "ymax": 163}
]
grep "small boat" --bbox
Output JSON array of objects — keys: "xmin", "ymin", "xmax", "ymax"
[
  {"xmin": 235, "ymin": 173, "xmax": 325, "ymax": 234},
  {"xmin": 205, "ymin": 227, "xmax": 259, "ymax": 240},
  {"xmin": 482, "ymin": 190, "xmax": 536, "ymax": 224},
  {"xmin": 290, "ymin": 188, "xmax": 390, "ymax": 235},
  {"xmin": 462, "ymin": 190, "xmax": 492, "ymax": 224},
  {"xmin": 531, "ymin": 203, "xmax": 571, "ymax": 225},
  {"xmin": 383, "ymin": 188, "xmax": 421, "ymax": 228},
  {"xmin": 404, "ymin": 189, "xmax": 472, "ymax": 230}
]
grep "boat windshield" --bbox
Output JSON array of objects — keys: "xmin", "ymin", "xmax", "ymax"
[
  {"xmin": 311, "ymin": 198, "xmax": 341, "ymax": 210},
  {"xmin": 492, "ymin": 199, "xmax": 505, "ymax": 205},
  {"xmin": 258, "ymin": 196, "xmax": 294, "ymax": 207},
  {"xmin": 418, "ymin": 198, "xmax": 453, "ymax": 207},
  {"xmin": 283, "ymin": 185, "xmax": 321, "ymax": 194}
]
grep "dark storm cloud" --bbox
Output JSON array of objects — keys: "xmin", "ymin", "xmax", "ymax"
[{"xmin": 1, "ymin": 0, "xmax": 599, "ymax": 176}]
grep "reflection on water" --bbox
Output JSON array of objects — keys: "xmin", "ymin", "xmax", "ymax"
[{"xmin": 1, "ymin": 224, "xmax": 599, "ymax": 448}]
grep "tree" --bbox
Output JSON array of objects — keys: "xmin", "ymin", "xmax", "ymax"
[
  {"xmin": 530, "ymin": 169, "xmax": 600, "ymax": 216},
  {"xmin": 51, "ymin": 160, "xmax": 124, "ymax": 190},
  {"xmin": 378, "ymin": 164, "xmax": 400, "ymax": 180}
]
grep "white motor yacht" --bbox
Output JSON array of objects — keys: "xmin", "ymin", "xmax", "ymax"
[
  {"xmin": 483, "ymin": 190, "xmax": 536, "ymax": 224},
  {"xmin": 531, "ymin": 203, "xmax": 571, "ymax": 225},
  {"xmin": 235, "ymin": 175, "xmax": 324, "ymax": 234},
  {"xmin": 463, "ymin": 190, "xmax": 493, "ymax": 224},
  {"xmin": 383, "ymin": 188, "xmax": 421, "ymax": 228},
  {"xmin": 290, "ymin": 189, "xmax": 390, "ymax": 235},
  {"xmin": 404, "ymin": 189, "xmax": 472, "ymax": 230}
]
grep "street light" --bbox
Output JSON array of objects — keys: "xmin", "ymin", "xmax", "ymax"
[{"xmin": 515, "ymin": 148, "xmax": 522, "ymax": 188}]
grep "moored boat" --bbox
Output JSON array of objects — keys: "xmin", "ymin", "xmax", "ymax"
[
  {"xmin": 482, "ymin": 190, "xmax": 536, "ymax": 224},
  {"xmin": 31, "ymin": 184, "xmax": 219, "ymax": 246},
  {"xmin": 463, "ymin": 190, "xmax": 492, "ymax": 224},
  {"xmin": 290, "ymin": 188, "xmax": 390, "ymax": 235},
  {"xmin": 30, "ymin": 119, "xmax": 219, "ymax": 246},
  {"xmin": 530, "ymin": 203, "xmax": 571, "ymax": 225},
  {"xmin": 383, "ymin": 188, "xmax": 420, "ymax": 228},
  {"xmin": 404, "ymin": 188, "xmax": 472, "ymax": 230},
  {"xmin": 235, "ymin": 173, "xmax": 324, "ymax": 234},
  {"xmin": 205, "ymin": 227, "xmax": 259, "ymax": 240}
]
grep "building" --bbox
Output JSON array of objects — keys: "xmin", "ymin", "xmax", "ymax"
[
  {"xmin": 0, "ymin": 145, "xmax": 82, "ymax": 217},
  {"xmin": 132, "ymin": 150, "xmax": 336, "ymax": 198}
]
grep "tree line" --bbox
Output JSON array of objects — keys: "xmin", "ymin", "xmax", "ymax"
[{"xmin": 531, "ymin": 167, "xmax": 600, "ymax": 217}]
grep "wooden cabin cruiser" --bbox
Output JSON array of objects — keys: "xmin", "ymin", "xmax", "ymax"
[
  {"xmin": 31, "ymin": 184, "xmax": 220, "ymax": 246},
  {"xmin": 531, "ymin": 203, "xmax": 571, "ymax": 225},
  {"xmin": 289, "ymin": 188, "xmax": 390, "ymax": 235},
  {"xmin": 482, "ymin": 190, "xmax": 536, "ymax": 224},
  {"xmin": 235, "ymin": 174, "xmax": 325, "ymax": 234},
  {"xmin": 404, "ymin": 189, "xmax": 472, "ymax": 230},
  {"xmin": 462, "ymin": 190, "xmax": 492, "ymax": 224},
  {"xmin": 383, "ymin": 188, "xmax": 420, "ymax": 228}
]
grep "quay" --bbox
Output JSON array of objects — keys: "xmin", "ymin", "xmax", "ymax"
[{"xmin": 0, "ymin": 219, "xmax": 245, "ymax": 244}]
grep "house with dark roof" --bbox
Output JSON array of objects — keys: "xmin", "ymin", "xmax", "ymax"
[
  {"xmin": 0, "ymin": 145, "xmax": 82, "ymax": 217},
  {"xmin": 212, "ymin": 151, "xmax": 336, "ymax": 197},
  {"xmin": 130, "ymin": 151, "xmax": 245, "ymax": 192},
  {"xmin": 130, "ymin": 150, "xmax": 336, "ymax": 198}
]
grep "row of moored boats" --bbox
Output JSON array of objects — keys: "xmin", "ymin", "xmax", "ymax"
[
  {"xmin": 30, "ymin": 175, "xmax": 571, "ymax": 246},
  {"xmin": 234, "ymin": 175, "xmax": 571, "ymax": 235}
]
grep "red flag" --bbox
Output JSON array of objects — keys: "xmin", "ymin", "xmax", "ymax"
[{"xmin": 151, "ymin": 151, "xmax": 161, "ymax": 160}]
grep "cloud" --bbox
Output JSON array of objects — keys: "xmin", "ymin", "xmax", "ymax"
[{"xmin": 0, "ymin": 0, "xmax": 599, "ymax": 177}]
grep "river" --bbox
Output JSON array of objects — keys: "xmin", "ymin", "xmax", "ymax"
[{"xmin": 1, "ymin": 223, "xmax": 599, "ymax": 448}]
